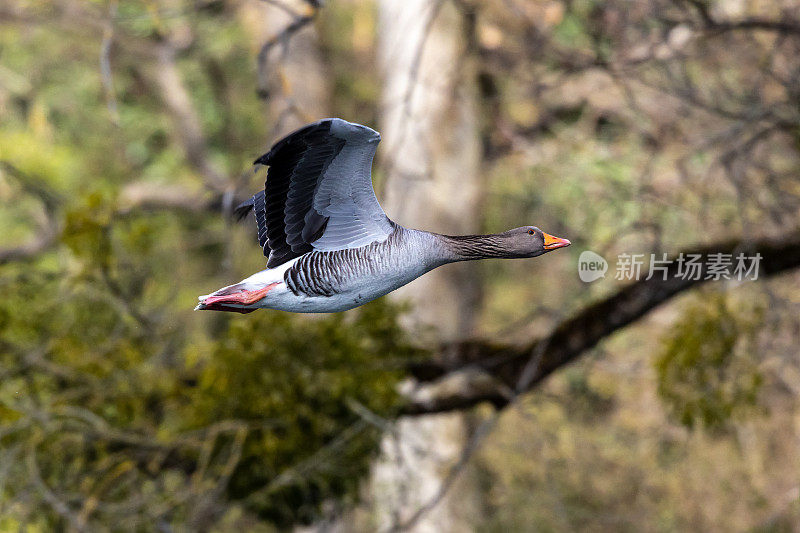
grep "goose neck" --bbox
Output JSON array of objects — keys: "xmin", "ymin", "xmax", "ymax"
[{"xmin": 436, "ymin": 233, "xmax": 512, "ymax": 262}]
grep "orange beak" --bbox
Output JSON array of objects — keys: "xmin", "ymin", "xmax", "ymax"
[{"xmin": 542, "ymin": 232, "xmax": 571, "ymax": 251}]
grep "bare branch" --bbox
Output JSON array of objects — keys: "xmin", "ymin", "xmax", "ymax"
[
  {"xmin": 153, "ymin": 42, "xmax": 229, "ymax": 195},
  {"xmin": 99, "ymin": 0, "xmax": 119, "ymax": 125},
  {"xmin": 118, "ymin": 181, "xmax": 217, "ymax": 214},
  {"xmin": 256, "ymin": 2, "xmax": 320, "ymax": 101},
  {"xmin": 0, "ymin": 229, "xmax": 57, "ymax": 265},
  {"xmin": 676, "ymin": 0, "xmax": 800, "ymax": 35},
  {"xmin": 705, "ymin": 18, "xmax": 800, "ymax": 35},
  {"xmin": 0, "ymin": 161, "xmax": 60, "ymax": 264},
  {"xmin": 27, "ymin": 446, "xmax": 83, "ymax": 531},
  {"xmin": 403, "ymin": 233, "xmax": 800, "ymax": 415},
  {"xmin": 117, "ymin": 181, "xmax": 251, "ymax": 218}
]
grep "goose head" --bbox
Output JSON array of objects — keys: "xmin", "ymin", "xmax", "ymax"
[{"xmin": 496, "ymin": 226, "xmax": 571, "ymax": 258}]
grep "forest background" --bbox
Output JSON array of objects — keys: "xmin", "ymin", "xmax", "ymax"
[{"xmin": 2, "ymin": 0, "xmax": 800, "ymax": 531}]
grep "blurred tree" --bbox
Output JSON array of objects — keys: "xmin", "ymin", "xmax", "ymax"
[
  {"xmin": 0, "ymin": 0, "xmax": 420, "ymax": 528},
  {"xmin": 366, "ymin": 1, "xmax": 484, "ymax": 531}
]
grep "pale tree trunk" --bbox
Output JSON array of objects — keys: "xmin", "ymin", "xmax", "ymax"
[
  {"xmin": 367, "ymin": 1, "xmax": 484, "ymax": 531},
  {"xmin": 378, "ymin": 0, "xmax": 482, "ymax": 340}
]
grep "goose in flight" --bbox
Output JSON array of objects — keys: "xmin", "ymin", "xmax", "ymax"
[{"xmin": 196, "ymin": 118, "xmax": 570, "ymax": 314}]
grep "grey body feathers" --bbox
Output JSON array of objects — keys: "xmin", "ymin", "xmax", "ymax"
[{"xmin": 283, "ymin": 226, "xmax": 443, "ymax": 301}]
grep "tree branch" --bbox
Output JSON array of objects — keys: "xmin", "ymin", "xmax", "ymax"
[
  {"xmin": 402, "ymin": 233, "xmax": 800, "ymax": 415},
  {"xmin": 0, "ymin": 161, "xmax": 60, "ymax": 264},
  {"xmin": 153, "ymin": 42, "xmax": 229, "ymax": 195},
  {"xmin": 0, "ymin": 229, "xmax": 58, "ymax": 265},
  {"xmin": 256, "ymin": 1, "xmax": 320, "ymax": 101},
  {"xmin": 705, "ymin": 18, "xmax": 800, "ymax": 35},
  {"xmin": 681, "ymin": 1, "xmax": 800, "ymax": 35}
]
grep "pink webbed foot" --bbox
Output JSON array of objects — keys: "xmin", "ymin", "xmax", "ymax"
[{"xmin": 196, "ymin": 282, "xmax": 279, "ymax": 312}]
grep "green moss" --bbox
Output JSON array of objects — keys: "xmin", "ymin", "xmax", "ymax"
[
  {"xmin": 654, "ymin": 292, "xmax": 764, "ymax": 431},
  {"xmin": 0, "ymin": 260, "xmax": 422, "ymax": 527},
  {"xmin": 182, "ymin": 301, "xmax": 422, "ymax": 526}
]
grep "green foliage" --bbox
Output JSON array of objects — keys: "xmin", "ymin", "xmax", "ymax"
[
  {"xmin": 4, "ymin": 0, "xmax": 800, "ymax": 529},
  {"xmin": 62, "ymin": 191, "xmax": 114, "ymax": 266},
  {"xmin": 0, "ymin": 258, "xmax": 421, "ymax": 527},
  {"xmin": 0, "ymin": 3, "xmax": 416, "ymax": 526},
  {"xmin": 655, "ymin": 292, "xmax": 764, "ymax": 431},
  {"xmin": 560, "ymin": 367, "xmax": 615, "ymax": 422},
  {"xmin": 184, "ymin": 301, "xmax": 422, "ymax": 526}
]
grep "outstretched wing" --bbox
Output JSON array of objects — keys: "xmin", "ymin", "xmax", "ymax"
[{"xmin": 235, "ymin": 118, "xmax": 393, "ymax": 268}]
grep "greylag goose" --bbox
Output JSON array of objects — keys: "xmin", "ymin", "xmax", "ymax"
[{"xmin": 196, "ymin": 118, "xmax": 570, "ymax": 314}]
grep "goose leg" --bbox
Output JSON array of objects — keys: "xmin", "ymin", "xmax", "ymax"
[
  {"xmin": 196, "ymin": 303, "xmax": 258, "ymax": 313},
  {"xmin": 198, "ymin": 282, "xmax": 279, "ymax": 308}
]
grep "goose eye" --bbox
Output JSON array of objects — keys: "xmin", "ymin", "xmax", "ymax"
[{"xmin": 527, "ymin": 229, "xmax": 535, "ymax": 236}]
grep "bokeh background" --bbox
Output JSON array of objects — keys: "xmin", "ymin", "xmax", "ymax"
[{"xmin": 2, "ymin": 0, "xmax": 800, "ymax": 530}]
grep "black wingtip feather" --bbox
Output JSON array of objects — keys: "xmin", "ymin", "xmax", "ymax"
[
  {"xmin": 233, "ymin": 197, "xmax": 255, "ymax": 221},
  {"xmin": 253, "ymin": 119, "xmax": 334, "ymax": 167},
  {"xmin": 242, "ymin": 119, "xmax": 372, "ymax": 267}
]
